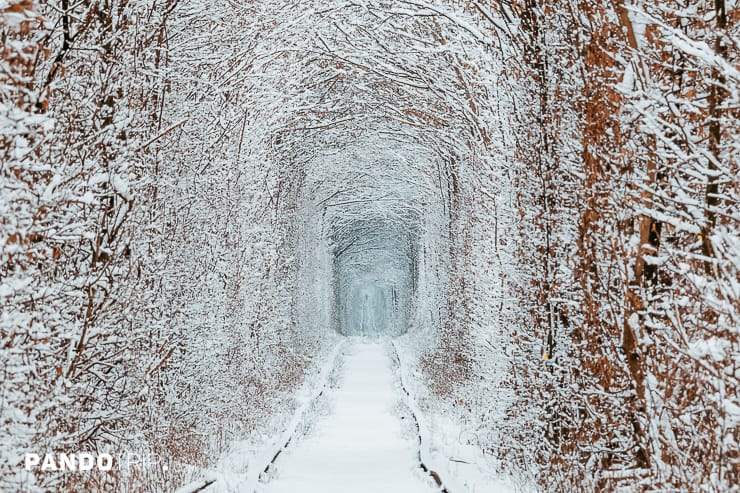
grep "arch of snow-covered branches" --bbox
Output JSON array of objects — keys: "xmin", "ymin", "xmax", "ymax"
[
  {"xmin": 258, "ymin": 4, "xmax": 488, "ymax": 343},
  {"xmin": 294, "ymin": 133, "xmax": 450, "ymax": 337},
  {"xmin": 3, "ymin": 0, "xmax": 737, "ymax": 491}
]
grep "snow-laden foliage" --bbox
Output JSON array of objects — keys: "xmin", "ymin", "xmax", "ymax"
[
  {"xmin": 1, "ymin": 0, "xmax": 737, "ymax": 492},
  {"xmin": 491, "ymin": 1, "xmax": 739, "ymax": 491},
  {"xmin": 1, "ymin": 1, "xmax": 172, "ymax": 490}
]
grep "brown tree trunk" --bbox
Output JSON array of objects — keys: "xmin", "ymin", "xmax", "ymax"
[
  {"xmin": 581, "ymin": 1, "xmax": 652, "ymax": 471},
  {"xmin": 701, "ymin": 0, "xmax": 727, "ymax": 275}
]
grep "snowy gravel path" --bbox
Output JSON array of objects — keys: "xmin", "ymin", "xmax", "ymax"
[{"xmin": 256, "ymin": 340, "xmax": 436, "ymax": 493}]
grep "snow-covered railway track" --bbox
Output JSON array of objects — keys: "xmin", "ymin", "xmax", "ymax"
[
  {"xmin": 389, "ymin": 341, "xmax": 452, "ymax": 493},
  {"xmin": 180, "ymin": 339, "xmax": 459, "ymax": 493},
  {"xmin": 255, "ymin": 339, "xmax": 438, "ymax": 493}
]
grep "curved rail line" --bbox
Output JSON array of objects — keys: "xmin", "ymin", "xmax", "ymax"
[
  {"xmin": 185, "ymin": 338, "xmax": 454, "ymax": 493},
  {"xmin": 256, "ymin": 339, "xmax": 453, "ymax": 492},
  {"xmin": 389, "ymin": 341, "xmax": 452, "ymax": 493}
]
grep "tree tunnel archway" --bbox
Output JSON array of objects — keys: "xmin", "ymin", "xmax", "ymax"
[
  {"xmin": 289, "ymin": 130, "xmax": 453, "ymax": 338},
  {"xmin": 242, "ymin": 2, "xmax": 490, "ymax": 345}
]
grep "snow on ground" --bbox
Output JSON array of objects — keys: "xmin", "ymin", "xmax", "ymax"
[
  {"xmin": 183, "ymin": 337, "xmax": 523, "ymax": 493},
  {"xmin": 392, "ymin": 343, "xmax": 522, "ymax": 493},
  {"xmin": 178, "ymin": 340, "xmax": 344, "ymax": 493},
  {"xmin": 257, "ymin": 339, "xmax": 437, "ymax": 493}
]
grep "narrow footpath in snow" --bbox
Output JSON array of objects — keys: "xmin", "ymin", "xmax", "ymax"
[{"xmin": 257, "ymin": 340, "xmax": 437, "ymax": 493}]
